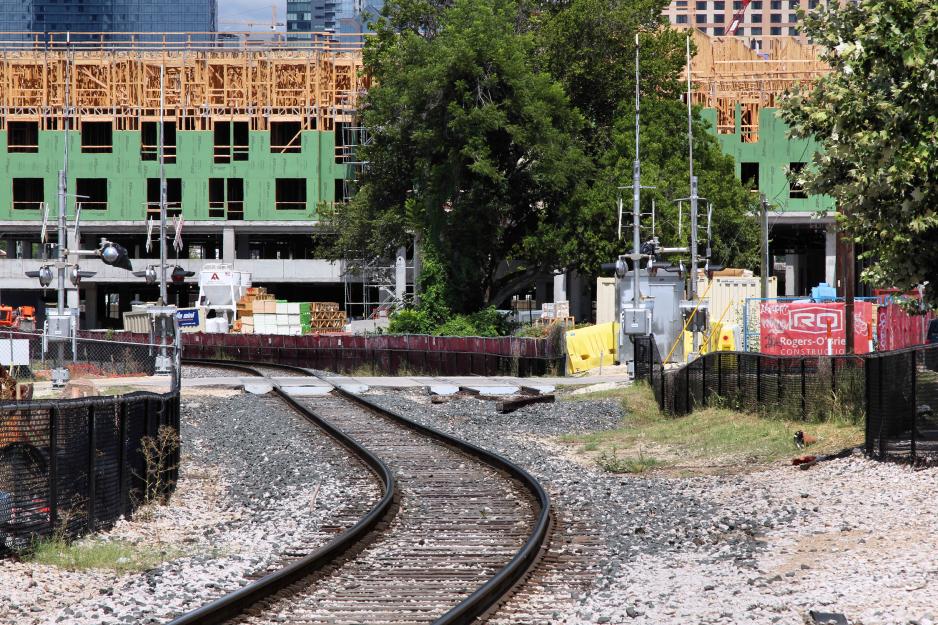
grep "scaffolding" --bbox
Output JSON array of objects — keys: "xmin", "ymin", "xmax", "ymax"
[
  {"xmin": 0, "ymin": 31, "xmax": 367, "ymax": 131},
  {"xmin": 342, "ymin": 253, "xmax": 415, "ymax": 322},
  {"xmin": 685, "ymin": 30, "xmax": 829, "ymax": 142}
]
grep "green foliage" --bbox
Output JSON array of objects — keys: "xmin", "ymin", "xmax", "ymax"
[
  {"xmin": 779, "ymin": 1, "xmax": 938, "ymax": 306},
  {"xmin": 349, "ymin": 0, "xmax": 589, "ymax": 313},
  {"xmin": 390, "ymin": 306, "xmax": 510, "ymax": 337},
  {"xmin": 387, "ymin": 308, "xmax": 435, "ymax": 334},
  {"xmin": 324, "ymin": 0, "xmax": 760, "ymax": 317}
]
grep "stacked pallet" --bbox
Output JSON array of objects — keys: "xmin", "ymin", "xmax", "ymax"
[{"xmin": 239, "ymin": 299, "xmax": 347, "ymax": 335}]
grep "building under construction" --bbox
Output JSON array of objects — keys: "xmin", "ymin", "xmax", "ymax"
[
  {"xmin": 687, "ymin": 30, "xmax": 846, "ymax": 297},
  {"xmin": 0, "ymin": 33, "xmax": 411, "ymax": 327}
]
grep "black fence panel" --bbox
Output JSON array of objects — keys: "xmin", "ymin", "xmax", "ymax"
[
  {"xmin": 633, "ymin": 339, "xmax": 938, "ymax": 464},
  {"xmin": 0, "ymin": 391, "xmax": 180, "ymax": 554}
]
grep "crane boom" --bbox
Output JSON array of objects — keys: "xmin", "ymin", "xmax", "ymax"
[{"xmin": 728, "ymin": 0, "xmax": 754, "ymax": 35}]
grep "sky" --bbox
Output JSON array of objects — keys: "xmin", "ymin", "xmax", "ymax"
[{"xmin": 219, "ymin": 0, "xmax": 287, "ymax": 30}]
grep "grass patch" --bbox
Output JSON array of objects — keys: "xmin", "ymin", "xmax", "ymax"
[
  {"xmin": 560, "ymin": 382, "xmax": 864, "ymax": 475},
  {"xmin": 28, "ymin": 538, "xmax": 178, "ymax": 573}
]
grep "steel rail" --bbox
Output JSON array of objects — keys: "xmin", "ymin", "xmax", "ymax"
[
  {"xmin": 177, "ymin": 358, "xmax": 552, "ymax": 625},
  {"xmin": 167, "ymin": 360, "xmax": 396, "ymax": 625}
]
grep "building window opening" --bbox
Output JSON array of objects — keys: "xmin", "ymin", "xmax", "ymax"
[
  {"xmin": 81, "ymin": 121, "xmax": 113, "ymax": 153},
  {"xmin": 213, "ymin": 120, "xmax": 249, "ymax": 163},
  {"xmin": 141, "ymin": 121, "xmax": 177, "ymax": 163},
  {"xmin": 740, "ymin": 103, "xmax": 760, "ymax": 143},
  {"xmin": 270, "ymin": 121, "xmax": 302, "ymax": 154},
  {"xmin": 8, "ymin": 121, "xmax": 39, "ymax": 153},
  {"xmin": 276, "ymin": 178, "xmax": 307, "ymax": 210},
  {"xmin": 209, "ymin": 178, "xmax": 245, "ymax": 220},
  {"xmin": 12, "ymin": 178, "xmax": 44, "ymax": 210},
  {"xmin": 741, "ymin": 162, "xmax": 760, "ymax": 190},
  {"xmin": 76, "ymin": 178, "xmax": 108, "ymax": 210},
  {"xmin": 789, "ymin": 162, "xmax": 808, "ymax": 199},
  {"xmin": 147, "ymin": 178, "xmax": 183, "ymax": 217}
]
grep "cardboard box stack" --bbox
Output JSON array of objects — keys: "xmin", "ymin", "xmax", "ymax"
[
  {"xmin": 235, "ymin": 287, "xmax": 274, "ymax": 335},
  {"xmin": 236, "ymin": 291, "xmax": 347, "ymax": 335}
]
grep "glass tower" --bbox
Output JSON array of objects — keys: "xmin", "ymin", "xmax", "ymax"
[
  {"xmin": 288, "ymin": 0, "xmax": 382, "ymax": 38},
  {"xmin": 0, "ymin": 0, "xmax": 217, "ymax": 42}
]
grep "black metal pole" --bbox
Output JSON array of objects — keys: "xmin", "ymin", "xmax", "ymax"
[{"xmin": 87, "ymin": 404, "xmax": 96, "ymax": 532}]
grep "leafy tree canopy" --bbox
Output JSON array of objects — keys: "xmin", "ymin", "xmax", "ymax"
[
  {"xmin": 324, "ymin": 0, "xmax": 760, "ymax": 317},
  {"xmin": 780, "ymin": 1, "xmax": 938, "ymax": 305}
]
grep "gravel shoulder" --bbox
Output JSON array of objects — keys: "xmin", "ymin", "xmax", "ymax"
[
  {"xmin": 365, "ymin": 388, "xmax": 938, "ymax": 625},
  {"xmin": 0, "ymin": 391, "xmax": 378, "ymax": 625}
]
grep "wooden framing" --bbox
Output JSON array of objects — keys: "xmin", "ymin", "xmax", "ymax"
[
  {"xmin": 0, "ymin": 37, "xmax": 367, "ymax": 132},
  {"xmin": 686, "ymin": 30, "xmax": 829, "ymax": 142}
]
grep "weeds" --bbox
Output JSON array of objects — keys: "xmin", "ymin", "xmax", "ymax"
[
  {"xmin": 596, "ymin": 446, "xmax": 663, "ymax": 474},
  {"xmin": 140, "ymin": 426, "xmax": 180, "ymax": 505}
]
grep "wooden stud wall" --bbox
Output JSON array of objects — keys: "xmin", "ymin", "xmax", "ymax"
[{"xmin": 0, "ymin": 47, "xmax": 366, "ymax": 131}]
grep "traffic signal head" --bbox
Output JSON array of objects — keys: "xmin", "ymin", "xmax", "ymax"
[
  {"xmin": 171, "ymin": 265, "xmax": 195, "ymax": 283},
  {"xmin": 99, "ymin": 240, "xmax": 133, "ymax": 271}
]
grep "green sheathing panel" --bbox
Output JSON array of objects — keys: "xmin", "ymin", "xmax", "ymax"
[
  {"xmin": 700, "ymin": 106, "xmax": 834, "ymax": 213},
  {"xmin": 0, "ymin": 129, "xmax": 347, "ymax": 221}
]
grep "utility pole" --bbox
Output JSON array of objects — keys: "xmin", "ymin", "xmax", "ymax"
[
  {"xmin": 630, "ymin": 32, "xmax": 642, "ymax": 317},
  {"xmin": 760, "ymin": 193, "xmax": 770, "ymax": 298},
  {"xmin": 158, "ymin": 63, "xmax": 168, "ymax": 306},
  {"xmin": 837, "ymin": 226, "xmax": 855, "ymax": 353},
  {"xmin": 686, "ymin": 34, "xmax": 701, "ymax": 352}
]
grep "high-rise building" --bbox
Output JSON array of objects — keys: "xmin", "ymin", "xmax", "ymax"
[
  {"xmin": 662, "ymin": 0, "xmax": 833, "ymax": 45},
  {"xmin": 0, "ymin": 0, "xmax": 217, "ymax": 41},
  {"xmin": 288, "ymin": 0, "xmax": 382, "ymax": 39}
]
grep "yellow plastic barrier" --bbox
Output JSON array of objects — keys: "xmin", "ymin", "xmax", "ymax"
[{"xmin": 565, "ymin": 322, "xmax": 619, "ymax": 374}]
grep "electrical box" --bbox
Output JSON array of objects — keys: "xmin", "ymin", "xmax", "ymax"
[
  {"xmin": 621, "ymin": 307, "xmax": 651, "ymax": 336},
  {"xmin": 46, "ymin": 313, "xmax": 73, "ymax": 342},
  {"xmin": 680, "ymin": 301, "xmax": 709, "ymax": 332}
]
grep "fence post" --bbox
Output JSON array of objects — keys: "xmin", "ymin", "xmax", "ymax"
[
  {"xmin": 800, "ymin": 358, "xmax": 807, "ymax": 421},
  {"xmin": 701, "ymin": 355, "xmax": 708, "ymax": 405},
  {"xmin": 685, "ymin": 365, "xmax": 691, "ymax": 413},
  {"xmin": 864, "ymin": 356, "xmax": 874, "ymax": 456},
  {"xmin": 48, "ymin": 406, "xmax": 58, "ymax": 533},
  {"xmin": 831, "ymin": 357, "xmax": 837, "ymax": 396},
  {"xmin": 717, "ymin": 353, "xmax": 723, "ymax": 397},
  {"xmin": 118, "ymin": 399, "xmax": 129, "ymax": 517},
  {"xmin": 910, "ymin": 350, "xmax": 917, "ymax": 462},
  {"xmin": 878, "ymin": 354, "xmax": 885, "ymax": 458},
  {"xmin": 777, "ymin": 358, "xmax": 783, "ymax": 410},
  {"xmin": 87, "ymin": 404, "xmax": 96, "ymax": 532},
  {"xmin": 756, "ymin": 356, "xmax": 762, "ymax": 405}
]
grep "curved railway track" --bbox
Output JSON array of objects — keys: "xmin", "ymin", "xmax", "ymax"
[{"xmin": 171, "ymin": 359, "xmax": 551, "ymax": 625}]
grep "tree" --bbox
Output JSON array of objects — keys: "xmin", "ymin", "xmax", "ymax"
[
  {"xmin": 328, "ymin": 0, "xmax": 590, "ymax": 313},
  {"xmin": 780, "ymin": 1, "xmax": 938, "ymax": 305},
  {"xmin": 556, "ymin": 98, "xmax": 761, "ymax": 276}
]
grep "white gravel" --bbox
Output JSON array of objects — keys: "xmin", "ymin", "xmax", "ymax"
[
  {"xmin": 0, "ymin": 391, "xmax": 377, "ymax": 625},
  {"xmin": 366, "ymin": 389, "xmax": 938, "ymax": 625}
]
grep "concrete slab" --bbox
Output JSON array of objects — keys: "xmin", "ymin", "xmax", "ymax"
[
  {"xmin": 244, "ymin": 381, "xmax": 274, "ymax": 395},
  {"xmin": 338, "ymin": 384, "xmax": 370, "ymax": 395},
  {"xmin": 521, "ymin": 384, "xmax": 556, "ymax": 395},
  {"xmin": 462, "ymin": 385, "xmax": 520, "ymax": 396},
  {"xmin": 429, "ymin": 385, "xmax": 460, "ymax": 396},
  {"xmin": 283, "ymin": 386, "xmax": 332, "ymax": 397}
]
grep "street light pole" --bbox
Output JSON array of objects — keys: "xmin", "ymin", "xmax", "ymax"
[{"xmin": 159, "ymin": 63, "xmax": 168, "ymax": 306}]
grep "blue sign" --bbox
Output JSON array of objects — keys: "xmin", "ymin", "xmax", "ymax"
[{"xmin": 176, "ymin": 309, "xmax": 201, "ymax": 328}]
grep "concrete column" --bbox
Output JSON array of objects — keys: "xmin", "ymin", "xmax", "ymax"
[
  {"xmin": 824, "ymin": 226, "xmax": 836, "ymax": 287},
  {"xmin": 222, "ymin": 227, "xmax": 236, "ymax": 263},
  {"xmin": 83, "ymin": 284, "xmax": 98, "ymax": 329},
  {"xmin": 784, "ymin": 253, "xmax": 798, "ymax": 297},
  {"xmin": 235, "ymin": 233, "xmax": 250, "ymax": 260},
  {"xmin": 553, "ymin": 272, "xmax": 567, "ymax": 303},
  {"xmin": 394, "ymin": 246, "xmax": 406, "ymax": 300}
]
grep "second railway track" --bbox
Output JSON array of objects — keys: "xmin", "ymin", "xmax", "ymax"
[{"xmin": 174, "ymin": 360, "xmax": 551, "ymax": 625}]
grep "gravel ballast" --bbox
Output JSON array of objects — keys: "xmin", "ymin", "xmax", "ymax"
[
  {"xmin": 365, "ymin": 389, "xmax": 938, "ymax": 625},
  {"xmin": 0, "ymin": 391, "xmax": 378, "ymax": 625}
]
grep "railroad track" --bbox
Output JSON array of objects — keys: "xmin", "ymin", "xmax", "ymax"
[{"xmin": 172, "ymin": 359, "xmax": 551, "ymax": 625}]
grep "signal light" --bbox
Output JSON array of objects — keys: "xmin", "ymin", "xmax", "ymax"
[
  {"xmin": 99, "ymin": 240, "xmax": 133, "ymax": 271},
  {"xmin": 171, "ymin": 266, "xmax": 195, "ymax": 283}
]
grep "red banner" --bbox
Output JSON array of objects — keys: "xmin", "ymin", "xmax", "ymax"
[
  {"xmin": 877, "ymin": 302, "xmax": 932, "ymax": 351},
  {"xmin": 760, "ymin": 301, "xmax": 875, "ymax": 355}
]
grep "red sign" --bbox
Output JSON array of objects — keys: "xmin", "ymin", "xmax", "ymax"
[
  {"xmin": 760, "ymin": 301, "xmax": 874, "ymax": 355},
  {"xmin": 878, "ymin": 302, "xmax": 933, "ymax": 351}
]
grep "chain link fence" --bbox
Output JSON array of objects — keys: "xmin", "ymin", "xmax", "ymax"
[{"xmin": 1, "ymin": 329, "xmax": 181, "ymax": 553}]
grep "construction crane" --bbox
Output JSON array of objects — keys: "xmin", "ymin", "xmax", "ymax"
[
  {"xmin": 220, "ymin": 5, "xmax": 284, "ymax": 31},
  {"xmin": 727, "ymin": 0, "xmax": 753, "ymax": 35}
]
